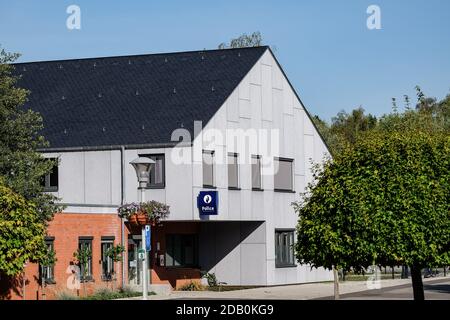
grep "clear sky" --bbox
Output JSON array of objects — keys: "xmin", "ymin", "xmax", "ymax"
[{"xmin": 1, "ymin": 0, "xmax": 449, "ymax": 121}]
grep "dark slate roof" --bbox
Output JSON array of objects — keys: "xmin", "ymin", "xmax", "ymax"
[{"xmin": 14, "ymin": 46, "xmax": 268, "ymax": 150}]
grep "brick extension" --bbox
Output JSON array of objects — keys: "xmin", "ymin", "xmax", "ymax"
[{"xmin": 0, "ymin": 213, "xmax": 201, "ymax": 300}]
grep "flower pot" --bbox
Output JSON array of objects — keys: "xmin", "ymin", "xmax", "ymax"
[{"xmin": 128, "ymin": 212, "xmax": 149, "ymax": 226}]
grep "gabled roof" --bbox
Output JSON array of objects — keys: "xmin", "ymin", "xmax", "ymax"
[{"xmin": 14, "ymin": 46, "xmax": 269, "ymax": 151}]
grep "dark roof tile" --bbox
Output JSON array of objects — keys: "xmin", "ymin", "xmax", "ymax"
[{"xmin": 14, "ymin": 46, "xmax": 268, "ymax": 150}]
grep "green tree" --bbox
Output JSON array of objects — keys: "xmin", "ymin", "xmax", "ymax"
[
  {"xmin": 218, "ymin": 31, "xmax": 263, "ymax": 49},
  {"xmin": 38, "ymin": 245, "xmax": 57, "ymax": 300},
  {"xmin": 73, "ymin": 246, "xmax": 92, "ymax": 297},
  {"xmin": 105, "ymin": 244, "xmax": 125, "ymax": 291},
  {"xmin": 294, "ymin": 110, "xmax": 450, "ymax": 300},
  {"xmin": 0, "ymin": 47, "xmax": 62, "ymax": 224},
  {"xmin": 313, "ymin": 108, "xmax": 377, "ymax": 156},
  {"xmin": 0, "ymin": 181, "xmax": 47, "ymax": 276}
]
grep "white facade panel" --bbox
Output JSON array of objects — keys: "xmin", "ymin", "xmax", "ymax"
[
  {"xmin": 250, "ymin": 84, "xmax": 262, "ymax": 130},
  {"xmin": 84, "ymin": 151, "xmax": 112, "ymax": 205},
  {"xmin": 239, "ymin": 98, "xmax": 251, "ymax": 119},
  {"xmin": 227, "ymin": 89, "xmax": 239, "ymax": 122},
  {"xmin": 58, "ymin": 152, "xmax": 85, "ymax": 204},
  {"xmin": 261, "ymin": 64, "xmax": 273, "ymax": 121},
  {"xmin": 249, "ymin": 61, "xmax": 261, "ymax": 85},
  {"xmin": 238, "ymin": 74, "xmax": 250, "ymax": 100},
  {"xmin": 52, "ymin": 48, "xmax": 332, "ymax": 286}
]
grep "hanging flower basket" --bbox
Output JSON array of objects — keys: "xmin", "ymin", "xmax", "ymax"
[
  {"xmin": 118, "ymin": 201, "xmax": 170, "ymax": 227},
  {"xmin": 128, "ymin": 212, "xmax": 149, "ymax": 226}
]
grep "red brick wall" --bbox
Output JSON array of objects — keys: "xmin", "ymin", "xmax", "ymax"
[
  {"xmin": 1, "ymin": 217, "xmax": 204, "ymax": 300},
  {"xmin": 0, "ymin": 212, "xmax": 124, "ymax": 300}
]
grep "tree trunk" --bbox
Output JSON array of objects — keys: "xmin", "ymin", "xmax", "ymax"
[
  {"xmin": 41, "ymin": 266, "xmax": 46, "ymax": 300},
  {"xmin": 333, "ymin": 266, "xmax": 340, "ymax": 300},
  {"xmin": 411, "ymin": 266, "xmax": 424, "ymax": 300}
]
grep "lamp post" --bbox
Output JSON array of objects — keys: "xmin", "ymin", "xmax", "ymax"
[{"xmin": 130, "ymin": 157, "xmax": 155, "ymax": 300}]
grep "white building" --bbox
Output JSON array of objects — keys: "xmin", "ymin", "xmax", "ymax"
[{"xmin": 16, "ymin": 46, "xmax": 332, "ymax": 295}]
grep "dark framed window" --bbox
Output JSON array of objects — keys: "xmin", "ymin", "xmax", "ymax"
[
  {"xmin": 142, "ymin": 154, "xmax": 165, "ymax": 188},
  {"xmin": 274, "ymin": 158, "xmax": 294, "ymax": 192},
  {"xmin": 252, "ymin": 155, "xmax": 262, "ymax": 190},
  {"xmin": 101, "ymin": 237, "xmax": 114, "ymax": 281},
  {"xmin": 275, "ymin": 230, "xmax": 295, "ymax": 268},
  {"xmin": 41, "ymin": 159, "xmax": 59, "ymax": 192},
  {"xmin": 165, "ymin": 234, "xmax": 198, "ymax": 268},
  {"xmin": 78, "ymin": 237, "xmax": 93, "ymax": 281},
  {"xmin": 202, "ymin": 150, "xmax": 215, "ymax": 188},
  {"xmin": 228, "ymin": 153, "xmax": 239, "ymax": 189},
  {"xmin": 40, "ymin": 237, "xmax": 55, "ymax": 284}
]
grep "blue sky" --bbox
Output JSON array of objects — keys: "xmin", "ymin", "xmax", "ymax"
[{"xmin": 1, "ymin": 0, "xmax": 449, "ymax": 121}]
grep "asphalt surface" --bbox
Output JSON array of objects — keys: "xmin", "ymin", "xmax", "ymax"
[
  {"xmin": 321, "ymin": 278, "xmax": 450, "ymax": 300},
  {"xmin": 123, "ymin": 277, "xmax": 450, "ymax": 300}
]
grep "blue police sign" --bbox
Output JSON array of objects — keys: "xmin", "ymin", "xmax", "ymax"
[
  {"xmin": 145, "ymin": 225, "xmax": 151, "ymax": 252},
  {"xmin": 197, "ymin": 191, "xmax": 218, "ymax": 215}
]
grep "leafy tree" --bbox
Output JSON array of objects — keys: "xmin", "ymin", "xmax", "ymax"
[
  {"xmin": 0, "ymin": 47, "xmax": 62, "ymax": 224},
  {"xmin": 294, "ymin": 109, "xmax": 450, "ymax": 300},
  {"xmin": 312, "ymin": 108, "xmax": 377, "ymax": 156},
  {"xmin": 105, "ymin": 244, "xmax": 125, "ymax": 291},
  {"xmin": 218, "ymin": 31, "xmax": 263, "ymax": 49},
  {"xmin": 38, "ymin": 245, "xmax": 57, "ymax": 300},
  {"xmin": 0, "ymin": 181, "xmax": 47, "ymax": 276},
  {"xmin": 313, "ymin": 87, "xmax": 450, "ymax": 156},
  {"xmin": 73, "ymin": 246, "xmax": 92, "ymax": 297}
]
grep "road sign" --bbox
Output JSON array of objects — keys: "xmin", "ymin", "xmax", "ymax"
[
  {"xmin": 145, "ymin": 225, "xmax": 151, "ymax": 251},
  {"xmin": 138, "ymin": 248, "xmax": 145, "ymax": 260}
]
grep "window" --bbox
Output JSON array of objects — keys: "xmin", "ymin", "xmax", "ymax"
[
  {"xmin": 42, "ymin": 159, "xmax": 59, "ymax": 192},
  {"xmin": 40, "ymin": 237, "xmax": 55, "ymax": 283},
  {"xmin": 228, "ymin": 153, "xmax": 239, "ymax": 189},
  {"xmin": 165, "ymin": 234, "xmax": 198, "ymax": 267},
  {"xmin": 101, "ymin": 237, "xmax": 114, "ymax": 281},
  {"xmin": 78, "ymin": 237, "xmax": 93, "ymax": 281},
  {"xmin": 274, "ymin": 158, "xmax": 294, "ymax": 191},
  {"xmin": 252, "ymin": 155, "xmax": 262, "ymax": 190},
  {"xmin": 141, "ymin": 154, "xmax": 165, "ymax": 188},
  {"xmin": 275, "ymin": 230, "xmax": 295, "ymax": 267},
  {"xmin": 202, "ymin": 150, "xmax": 215, "ymax": 187}
]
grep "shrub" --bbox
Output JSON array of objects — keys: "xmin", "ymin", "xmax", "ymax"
[
  {"xmin": 55, "ymin": 291, "xmax": 79, "ymax": 300},
  {"xmin": 83, "ymin": 287, "xmax": 151, "ymax": 300}
]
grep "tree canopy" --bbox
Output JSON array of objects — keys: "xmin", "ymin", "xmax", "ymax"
[
  {"xmin": 218, "ymin": 31, "xmax": 263, "ymax": 49},
  {"xmin": 0, "ymin": 181, "xmax": 47, "ymax": 276},
  {"xmin": 312, "ymin": 87, "xmax": 450, "ymax": 156},
  {"xmin": 0, "ymin": 47, "xmax": 61, "ymax": 224},
  {"xmin": 0, "ymin": 47, "xmax": 62, "ymax": 278},
  {"xmin": 295, "ymin": 106, "xmax": 450, "ymax": 299}
]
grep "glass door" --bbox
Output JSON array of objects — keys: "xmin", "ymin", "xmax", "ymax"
[{"xmin": 128, "ymin": 238, "xmax": 141, "ymax": 285}]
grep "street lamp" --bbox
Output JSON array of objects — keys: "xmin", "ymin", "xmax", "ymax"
[{"xmin": 130, "ymin": 157, "xmax": 155, "ymax": 300}]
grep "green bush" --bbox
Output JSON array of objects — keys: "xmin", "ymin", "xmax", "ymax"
[
  {"xmin": 83, "ymin": 287, "xmax": 147, "ymax": 300},
  {"xmin": 56, "ymin": 287, "xmax": 153, "ymax": 300},
  {"xmin": 55, "ymin": 291, "xmax": 79, "ymax": 300}
]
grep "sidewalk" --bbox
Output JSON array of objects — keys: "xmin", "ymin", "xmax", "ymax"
[{"xmin": 124, "ymin": 276, "xmax": 448, "ymax": 300}]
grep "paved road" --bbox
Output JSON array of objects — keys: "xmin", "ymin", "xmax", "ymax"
[
  {"xmin": 127, "ymin": 276, "xmax": 450, "ymax": 300},
  {"xmin": 327, "ymin": 278, "xmax": 450, "ymax": 300}
]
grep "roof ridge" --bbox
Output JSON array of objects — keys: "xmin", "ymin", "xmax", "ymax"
[{"xmin": 13, "ymin": 46, "xmax": 269, "ymax": 65}]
